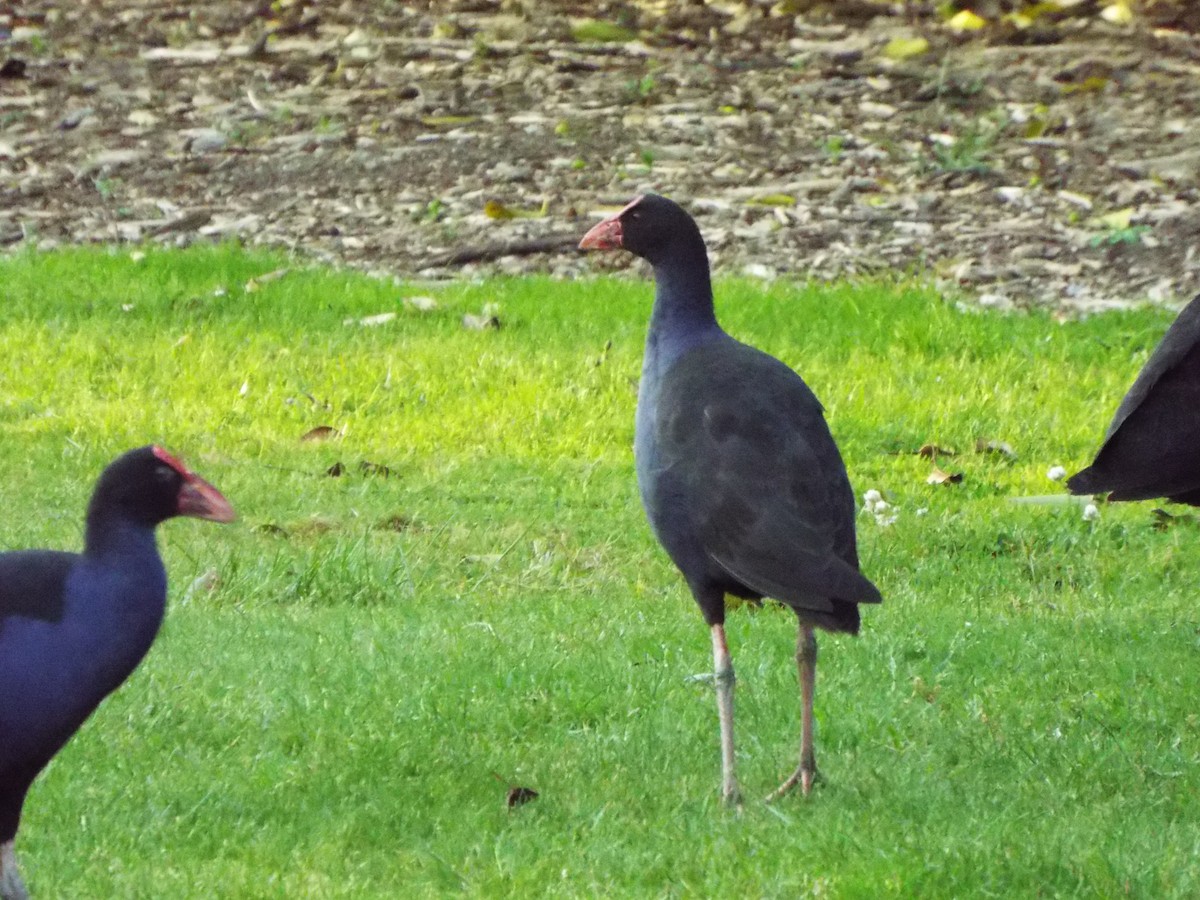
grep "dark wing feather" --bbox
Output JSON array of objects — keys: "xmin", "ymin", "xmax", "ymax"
[
  {"xmin": 656, "ymin": 341, "xmax": 881, "ymax": 618},
  {"xmin": 0, "ymin": 551, "xmax": 74, "ymax": 630},
  {"xmin": 1069, "ymin": 294, "xmax": 1200, "ymax": 501},
  {"xmin": 1100, "ymin": 294, "xmax": 1200, "ymax": 442}
]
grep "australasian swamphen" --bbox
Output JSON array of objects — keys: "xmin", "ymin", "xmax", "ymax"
[
  {"xmin": 0, "ymin": 446, "xmax": 234, "ymax": 900},
  {"xmin": 1068, "ymin": 293, "xmax": 1200, "ymax": 504},
  {"xmin": 579, "ymin": 194, "xmax": 882, "ymax": 805}
]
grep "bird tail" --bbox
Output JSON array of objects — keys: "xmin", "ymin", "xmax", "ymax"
[{"xmin": 1065, "ymin": 466, "xmax": 1103, "ymax": 495}]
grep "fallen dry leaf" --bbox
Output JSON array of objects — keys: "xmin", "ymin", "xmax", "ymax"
[
  {"xmin": 376, "ymin": 514, "xmax": 414, "ymax": 532},
  {"xmin": 490, "ymin": 770, "xmax": 539, "ymax": 808},
  {"xmin": 747, "ymin": 193, "xmax": 797, "ymax": 207},
  {"xmin": 947, "ymin": 9, "xmax": 987, "ymax": 30},
  {"xmin": 486, "ymin": 198, "xmax": 549, "ymax": 219},
  {"xmin": 926, "ymin": 465, "xmax": 964, "ymax": 485},
  {"xmin": 1151, "ymin": 508, "xmax": 1198, "ymax": 531},
  {"xmin": 359, "ymin": 460, "xmax": 393, "ymax": 477},
  {"xmin": 976, "ymin": 439, "xmax": 1017, "ymax": 459},
  {"xmin": 1101, "ymin": 1, "xmax": 1133, "ymax": 24},
  {"xmin": 245, "ymin": 267, "xmax": 290, "ymax": 292},
  {"xmin": 918, "ymin": 443, "xmax": 956, "ymax": 459},
  {"xmin": 300, "ymin": 425, "xmax": 340, "ymax": 442},
  {"xmin": 883, "ymin": 36, "xmax": 929, "ymax": 61},
  {"xmin": 1091, "ymin": 207, "xmax": 1134, "ymax": 231},
  {"xmin": 507, "ymin": 786, "xmax": 539, "ymax": 808}
]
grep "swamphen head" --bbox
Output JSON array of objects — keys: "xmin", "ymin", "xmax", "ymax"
[
  {"xmin": 0, "ymin": 445, "xmax": 233, "ymax": 900},
  {"xmin": 579, "ymin": 194, "xmax": 705, "ymax": 267},
  {"xmin": 88, "ymin": 445, "xmax": 235, "ymax": 531}
]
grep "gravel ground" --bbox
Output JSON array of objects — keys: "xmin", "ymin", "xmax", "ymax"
[{"xmin": 3, "ymin": 1, "xmax": 1199, "ymax": 311}]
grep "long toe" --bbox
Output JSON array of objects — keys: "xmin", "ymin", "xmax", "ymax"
[{"xmin": 765, "ymin": 763, "xmax": 818, "ymax": 803}]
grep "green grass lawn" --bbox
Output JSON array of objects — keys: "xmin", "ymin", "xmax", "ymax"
[{"xmin": 1, "ymin": 245, "xmax": 1197, "ymax": 897}]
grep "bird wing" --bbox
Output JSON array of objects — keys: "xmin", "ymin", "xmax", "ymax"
[
  {"xmin": 1070, "ymin": 294, "xmax": 1200, "ymax": 499},
  {"xmin": 0, "ymin": 551, "xmax": 73, "ymax": 631},
  {"xmin": 1101, "ymin": 293, "xmax": 1200, "ymax": 442},
  {"xmin": 655, "ymin": 342, "xmax": 881, "ymax": 613}
]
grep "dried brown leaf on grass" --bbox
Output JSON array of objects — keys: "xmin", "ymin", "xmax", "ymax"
[
  {"xmin": 300, "ymin": 425, "xmax": 340, "ymax": 442},
  {"xmin": 926, "ymin": 464, "xmax": 964, "ymax": 485},
  {"xmin": 245, "ymin": 268, "xmax": 291, "ymax": 292},
  {"xmin": 976, "ymin": 439, "xmax": 1017, "ymax": 459},
  {"xmin": 490, "ymin": 771, "xmax": 539, "ymax": 808},
  {"xmin": 918, "ymin": 443, "xmax": 957, "ymax": 459}
]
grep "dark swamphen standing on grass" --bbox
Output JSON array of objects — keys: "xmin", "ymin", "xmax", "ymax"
[
  {"xmin": 580, "ymin": 194, "xmax": 882, "ymax": 805},
  {"xmin": 0, "ymin": 446, "xmax": 234, "ymax": 900},
  {"xmin": 1069, "ymin": 294, "xmax": 1200, "ymax": 504}
]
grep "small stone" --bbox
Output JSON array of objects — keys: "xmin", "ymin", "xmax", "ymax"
[
  {"xmin": 58, "ymin": 107, "xmax": 94, "ymax": 130},
  {"xmin": 182, "ymin": 128, "xmax": 228, "ymax": 154},
  {"xmin": 486, "ymin": 162, "xmax": 532, "ymax": 183},
  {"xmin": 859, "ymin": 100, "xmax": 897, "ymax": 120},
  {"xmin": 404, "ymin": 296, "xmax": 438, "ymax": 312},
  {"xmin": 742, "ymin": 262, "xmax": 775, "ymax": 280},
  {"xmin": 463, "ymin": 312, "xmax": 501, "ymax": 331}
]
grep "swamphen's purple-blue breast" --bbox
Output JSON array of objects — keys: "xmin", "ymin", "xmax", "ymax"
[
  {"xmin": 580, "ymin": 194, "xmax": 881, "ymax": 805},
  {"xmin": 0, "ymin": 446, "xmax": 234, "ymax": 900},
  {"xmin": 1069, "ymin": 293, "xmax": 1200, "ymax": 504}
]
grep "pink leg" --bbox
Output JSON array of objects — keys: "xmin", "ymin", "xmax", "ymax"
[
  {"xmin": 710, "ymin": 623, "xmax": 742, "ymax": 807},
  {"xmin": 766, "ymin": 624, "xmax": 818, "ymax": 802},
  {"xmin": 0, "ymin": 840, "xmax": 29, "ymax": 900}
]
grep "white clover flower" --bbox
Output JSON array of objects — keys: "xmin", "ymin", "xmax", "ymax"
[
  {"xmin": 863, "ymin": 489, "xmax": 898, "ymax": 524},
  {"xmin": 1047, "ymin": 465, "xmax": 1067, "ymax": 482},
  {"xmin": 1082, "ymin": 503, "xmax": 1100, "ymax": 522}
]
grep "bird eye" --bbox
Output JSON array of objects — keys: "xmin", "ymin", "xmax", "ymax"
[{"xmin": 155, "ymin": 465, "xmax": 175, "ymax": 483}]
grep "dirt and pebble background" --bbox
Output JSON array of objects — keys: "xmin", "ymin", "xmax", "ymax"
[{"xmin": 2, "ymin": 1, "xmax": 1199, "ymax": 312}]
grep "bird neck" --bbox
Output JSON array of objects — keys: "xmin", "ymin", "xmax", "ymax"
[
  {"xmin": 648, "ymin": 252, "xmax": 719, "ymax": 341},
  {"xmin": 80, "ymin": 511, "xmax": 167, "ymax": 670},
  {"xmin": 84, "ymin": 508, "xmax": 160, "ymax": 562}
]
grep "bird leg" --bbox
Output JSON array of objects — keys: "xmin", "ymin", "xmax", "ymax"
[
  {"xmin": 710, "ymin": 623, "xmax": 742, "ymax": 807},
  {"xmin": 0, "ymin": 841, "xmax": 29, "ymax": 900},
  {"xmin": 766, "ymin": 624, "xmax": 818, "ymax": 803}
]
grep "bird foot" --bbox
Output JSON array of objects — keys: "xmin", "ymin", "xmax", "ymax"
[
  {"xmin": 721, "ymin": 782, "xmax": 744, "ymax": 810},
  {"xmin": 0, "ymin": 842, "xmax": 29, "ymax": 900},
  {"xmin": 764, "ymin": 765, "xmax": 818, "ymax": 804}
]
